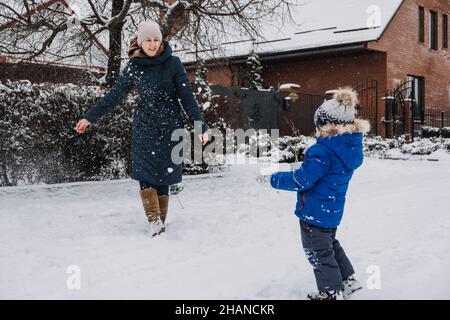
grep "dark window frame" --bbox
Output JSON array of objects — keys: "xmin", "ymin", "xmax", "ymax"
[
  {"xmin": 429, "ymin": 10, "xmax": 438, "ymax": 50},
  {"xmin": 443, "ymin": 14, "xmax": 448, "ymax": 49},
  {"xmin": 419, "ymin": 6, "xmax": 425, "ymax": 43},
  {"xmin": 407, "ymin": 75, "xmax": 425, "ymax": 120}
]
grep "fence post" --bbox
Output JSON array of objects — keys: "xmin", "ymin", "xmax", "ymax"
[
  {"xmin": 404, "ymin": 99, "xmax": 413, "ymax": 142},
  {"xmin": 381, "ymin": 95, "xmax": 395, "ymax": 138},
  {"xmin": 441, "ymin": 111, "xmax": 445, "ymax": 130}
]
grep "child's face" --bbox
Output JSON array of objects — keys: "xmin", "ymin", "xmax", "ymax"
[{"xmin": 141, "ymin": 37, "xmax": 161, "ymax": 57}]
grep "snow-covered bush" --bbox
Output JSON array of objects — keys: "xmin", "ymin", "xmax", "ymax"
[
  {"xmin": 0, "ymin": 80, "xmax": 134, "ymax": 186},
  {"xmin": 421, "ymin": 126, "xmax": 450, "ymax": 139},
  {"xmin": 363, "ymin": 135, "xmax": 407, "ymax": 157},
  {"xmin": 363, "ymin": 135, "xmax": 449, "ymax": 158},
  {"xmin": 270, "ymin": 135, "xmax": 316, "ymax": 163},
  {"xmin": 182, "ymin": 153, "xmax": 229, "ymax": 175},
  {"xmin": 238, "ymin": 130, "xmax": 273, "ymax": 157},
  {"xmin": 400, "ymin": 138, "xmax": 441, "ymax": 155},
  {"xmin": 421, "ymin": 126, "xmax": 441, "ymax": 138},
  {"xmin": 443, "ymin": 128, "xmax": 450, "ymax": 139}
]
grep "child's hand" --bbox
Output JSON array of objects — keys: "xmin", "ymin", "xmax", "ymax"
[{"xmin": 75, "ymin": 119, "xmax": 91, "ymax": 134}]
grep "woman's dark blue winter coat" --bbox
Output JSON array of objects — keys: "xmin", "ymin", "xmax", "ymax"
[
  {"xmin": 84, "ymin": 41, "xmax": 208, "ymax": 186},
  {"xmin": 270, "ymin": 120, "xmax": 369, "ymax": 228}
]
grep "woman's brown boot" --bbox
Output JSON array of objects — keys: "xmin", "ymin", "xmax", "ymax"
[
  {"xmin": 140, "ymin": 188, "xmax": 165, "ymax": 237},
  {"xmin": 158, "ymin": 195, "xmax": 169, "ymax": 224}
]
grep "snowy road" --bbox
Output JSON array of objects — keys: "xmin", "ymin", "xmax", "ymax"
[{"xmin": 1, "ymin": 157, "xmax": 449, "ymax": 299}]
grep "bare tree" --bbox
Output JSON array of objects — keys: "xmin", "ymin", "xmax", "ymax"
[{"xmin": 0, "ymin": 0, "xmax": 297, "ymax": 86}]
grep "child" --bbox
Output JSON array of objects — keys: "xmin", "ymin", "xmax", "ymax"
[
  {"xmin": 75, "ymin": 21, "xmax": 209, "ymax": 236},
  {"xmin": 270, "ymin": 88, "xmax": 369, "ymax": 300}
]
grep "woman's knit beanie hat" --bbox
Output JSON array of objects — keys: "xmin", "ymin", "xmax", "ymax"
[{"xmin": 137, "ymin": 20, "xmax": 163, "ymax": 46}]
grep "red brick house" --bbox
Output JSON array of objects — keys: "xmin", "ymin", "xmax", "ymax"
[{"xmin": 181, "ymin": 0, "xmax": 449, "ymax": 137}]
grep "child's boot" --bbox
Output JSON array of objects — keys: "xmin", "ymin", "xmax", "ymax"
[
  {"xmin": 342, "ymin": 275, "xmax": 363, "ymax": 299},
  {"xmin": 307, "ymin": 290, "xmax": 343, "ymax": 300}
]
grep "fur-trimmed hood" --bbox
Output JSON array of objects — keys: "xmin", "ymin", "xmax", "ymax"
[
  {"xmin": 315, "ymin": 119, "xmax": 369, "ymax": 170},
  {"xmin": 315, "ymin": 118, "xmax": 371, "ymax": 137}
]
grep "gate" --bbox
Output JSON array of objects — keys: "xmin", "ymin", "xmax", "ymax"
[
  {"xmin": 210, "ymin": 86, "xmax": 279, "ymax": 130},
  {"xmin": 353, "ymin": 80, "xmax": 379, "ymax": 135},
  {"xmin": 382, "ymin": 79, "xmax": 418, "ymax": 139},
  {"xmin": 278, "ymin": 92, "xmax": 326, "ymax": 136}
]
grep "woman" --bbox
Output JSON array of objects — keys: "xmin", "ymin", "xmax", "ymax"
[{"xmin": 75, "ymin": 20, "xmax": 209, "ymax": 236}]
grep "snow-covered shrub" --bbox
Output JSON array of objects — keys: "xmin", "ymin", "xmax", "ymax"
[
  {"xmin": 400, "ymin": 138, "xmax": 441, "ymax": 155},
  {"xmin": 421, "ymin": 126, "xmax": 441, "ymax": 138},
  {"xmin": 442, "ymin": 138, "xmax": 450, "ymax": 152},
  {"xmin": 421, "ymin": 126, "xmax": 450, "ymax": 139},
  {"xmin": 363, "ymin": 135, "xmax": 449, "ymax": 158},
  {"xmin": 182, "ymin": 153, "xmax": 229, "ymax": 175},
  {"xmin": 270, "ymin": 135, "xmax": 316, "ymax": 163},
  {"xmin": 237, "ymin": 130, "xmax": 273, "ymax": 157},
  {"xmin": 0, "ymin": 80, "xmax": 134, "ymax": 186},
  {"xmin": 442, "ymin": 128, "xmax": 450, "ymax": 139},
  {"xmin": 363, "ymin": 135, "xmax": 407, "ymax": 157}
]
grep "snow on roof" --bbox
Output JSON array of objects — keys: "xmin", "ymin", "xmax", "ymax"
[
  {"xmin": 176, "ymin": 0, "xmax": 404, "ymax": 63},
  {"xmin": 0, "ymin": 0, "xmax": 108, "ymax": 69}
]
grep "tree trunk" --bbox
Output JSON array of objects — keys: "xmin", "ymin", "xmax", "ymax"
[
  {"xmin": 0, "ymin": 161, "xmax": 11, "ymax": 187},
  {"xmin": 105, "ymin": 0, "xmax": 126, "ymax": 87}
]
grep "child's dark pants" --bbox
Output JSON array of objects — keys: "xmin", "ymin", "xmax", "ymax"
[{"xmin": 299, "ymin": 220, "xmax": 354, "ymax": 292}]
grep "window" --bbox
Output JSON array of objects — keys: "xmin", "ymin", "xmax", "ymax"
[
  {"xmin": 443, "ymin": 14, "xmax": 448, "ymax": 49},
  {"xmin": 407, "ymin": 75, "xmax": 425, "ymax": 120},
  {"xmin": 419, "ymin": 6, "xmax": 425, "ymax": 43},
  {"xmin": 429, "ymin": 10, "xmax": 438, "ymax": 50}
]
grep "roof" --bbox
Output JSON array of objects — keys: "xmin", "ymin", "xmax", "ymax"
[
  {"xmin": 176, "ymin": 0, "xmax": 404, "ymax": 63},
  {"xmin": 0, "ymin": 0, "xmax": 108, "ymax": 70}
]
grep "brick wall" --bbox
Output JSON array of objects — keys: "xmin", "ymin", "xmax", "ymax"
[{"xmin": 369, "ymin": 0, "xmax": 450, "ymax": 110}]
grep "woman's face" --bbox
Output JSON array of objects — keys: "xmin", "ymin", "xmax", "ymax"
[{"xmin": 141, "ymin": 37, "xmax": 161, "ymax": 57}]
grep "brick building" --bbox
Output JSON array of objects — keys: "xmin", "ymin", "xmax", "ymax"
[{"xmin": 181, "ymin": 0, "xmax": 449, "ymax": 137}]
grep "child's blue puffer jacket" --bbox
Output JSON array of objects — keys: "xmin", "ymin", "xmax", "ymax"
[{"xmin": 271, "ymin": 119, "xmax": 369, "ymax": 228}]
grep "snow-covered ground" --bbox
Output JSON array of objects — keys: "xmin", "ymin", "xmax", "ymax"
[{"xmin": 1, "ymin": 156, "xmax": 450, "ymax": 300}]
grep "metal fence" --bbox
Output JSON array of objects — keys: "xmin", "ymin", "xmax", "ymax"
[
  {"xmin": 210, "ymin": 85, "xmax": 327, "ymax": 136},
  {"xmin": 210, "ymin": 81, "xmax": 380, "ymax": 137},
  {"xmin": 421, "ymin": 108, "xmax": 450, "ymax": 128}
]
